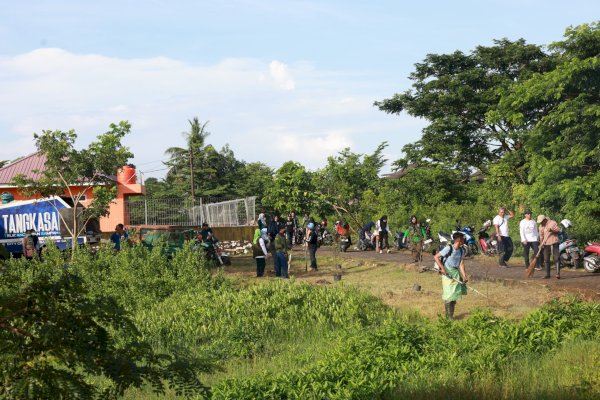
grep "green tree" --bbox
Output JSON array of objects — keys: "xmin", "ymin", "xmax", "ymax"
[
  {"xmin": 236, "ymin": 162, "xmax": 274, "ymax": 201},
  {"xmin": 164, "ymin": 117, "xmax": 210, "ymax": 198},
  {"xmin": 193, "ymin": 144, "xmax": 245, "ymax": 197},
  {"xmin": 13, "ymin": 122, "xmax": 133, "ymax": 257},
  {"xmin": 314, "ymin": 143, "xmax": 388, "ymax": 226},
  {"xmin": 262, "ymin": 161, "xmax": 315, "ymax": 214},
  {"xmin": 0, "ymin": 254, "xmax": 212, "ymax": 399},
  {"xmin": 376, "ymin": 39, "xmax": 549, "ymax": 175},
  {"xmin": 494, "ymin": 22, "xmax": 600, "ymax": 240}
]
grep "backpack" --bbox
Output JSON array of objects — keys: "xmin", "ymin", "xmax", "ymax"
[
  {"xmin": 252, "ymin": 238, "xmax": 266, "ymax": 258},
  {"xmin": 23, "ymin": 236, "xmax": 35, "ymax": 258},
  {"xmin": 432, "ymin": 244, "xmax": 463, "ymax": 272},
  {"xmin": 441, "ymin": 244, "xmax": 463, "ymax": 265}
]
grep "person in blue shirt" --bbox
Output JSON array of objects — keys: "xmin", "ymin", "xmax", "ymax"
[
  {"xmin": 110, "ymin": 223, "xmax": 129, "ymax": 251},
  {"xmin": 434, "ymin": 232, "xmax": 468, "ymax": 320}
]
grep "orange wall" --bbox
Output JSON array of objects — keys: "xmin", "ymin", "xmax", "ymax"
[{"xmin": 1, "ymin": 186, "xmax": 94, "ymax": 205}]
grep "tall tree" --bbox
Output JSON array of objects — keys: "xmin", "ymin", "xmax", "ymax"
[
  {"xmin": 494, "ymin": 22, "xmax": 600, "ymax": 240},
  {"xmin": 314, "ymin": 143, "xmax": 388, "ymax": 225},
  {"xmin": 164, "ymin": 117, "xmax": 210, "ymax": 198},
  {"xmin": 262, "ymin": 161, "xmax": 315, "ymax": 214},
  {"xmin": 376, "ymin": 39, "xmax": 549, "ymax": 175}
]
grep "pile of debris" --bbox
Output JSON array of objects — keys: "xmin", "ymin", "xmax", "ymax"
[{"xmin": 220, "ymin": 240, "xmax": 252, "ymax": 255}]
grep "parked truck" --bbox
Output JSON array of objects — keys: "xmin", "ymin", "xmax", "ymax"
[{"xmin": 0, "ymin": 197, "xmax": 101, "ymax": 257}]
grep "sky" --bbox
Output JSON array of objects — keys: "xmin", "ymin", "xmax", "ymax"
[{"xmin": 0, "ymin": 1, "xmax": 598, "ymax": 180}]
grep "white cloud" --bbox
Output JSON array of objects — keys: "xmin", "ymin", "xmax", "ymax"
[
  {"xmin": 0, "ymin": 48, "xmax": 422, "ymax": 175},
  {"xmin": 269, "ymin": 60, "xmax": 295, "ymax": 90}
]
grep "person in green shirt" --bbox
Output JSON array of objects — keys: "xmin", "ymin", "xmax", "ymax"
[
  {"xmin": 274, "ymin": 225, "xmax": 289, "ymax": 278},
  {"xmin": 405, "ymin": 215, "xmax": 425, "ymax": 262}
]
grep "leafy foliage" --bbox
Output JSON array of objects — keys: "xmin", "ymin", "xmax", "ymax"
[
  {"xmin": 0, "ymin": 245, "xmax": 214, "ymax": 399},
  {"xmin": 211, "ymin": 298, "xmax": 600, "ymax": 399},
  {"xmin": 262, "ymin": 161, "xmax": 315, "ymax": 214}
]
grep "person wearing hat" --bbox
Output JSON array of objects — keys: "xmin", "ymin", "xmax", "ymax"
[
  {"xmin": 519, "ymin": 209, "xmax": 540, "ymax": 270},
  {"xmin": 274, "ymin": 225, "xmax": 289, "ymax": 278},
  {"xmin": 493, "ymin": 207, "xmax": 515, "ymax": 267},
  {"xmin": 537, "ymin": 215, "xmax": 561, "ymax": 279},
  {"xmin": 252, "ymin": 228, "xmax": 270, "ymax": 277}
]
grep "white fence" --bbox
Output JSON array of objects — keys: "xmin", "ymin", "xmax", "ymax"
[{"xmin": 125, "ymin": 196, "xmax": 257, "ymax": 227}]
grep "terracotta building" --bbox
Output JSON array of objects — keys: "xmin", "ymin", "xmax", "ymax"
[{"xmin": 0, "ymin": 152, "xmax": 145, "ymax": 232}]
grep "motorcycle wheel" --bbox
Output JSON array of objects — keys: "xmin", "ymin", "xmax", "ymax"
[
  {"xmin": 583, "ymin": 256, "xmax": 599, "ymax": 273},
  {"xmin": 357, "ymin": 241, "xmax": 366, "ymax": 251},
  {"xmin": 469, "ymin": 243, "xmax": 479, "ymax": 256}
]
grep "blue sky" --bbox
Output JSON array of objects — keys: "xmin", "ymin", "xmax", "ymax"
[{"xmin": 0, "ymin": 1, "xmax": 598, "ymax": 179}]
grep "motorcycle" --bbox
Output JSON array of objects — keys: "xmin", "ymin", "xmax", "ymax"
[
  {"xmin": 477, "ymin": 220, "xmax": 498, "ymax": 257},
  {"xmin": 357, "ymin": 230, "xmax": 376, "ymax": 251},
  {"xmin": 316, "ymin": 224, "xmax": 334, "ymax": 246},
  {"xmin": 583, "ymin": 241, "xmax": 600, "ymax": 273},
  {"xmin": 335, "ymin": 221, "xmax": 351, "ymax": 252},
  {"xmin": 454, "ymin": 222, "xmax": 478, "ymax": 256},
  {"xmin": 558, "ymin": 219, "xmax": 582, "ymax": 268},
  {"xmin": 199, "ymin": 239, "xmax": 231, "ymax": 266},
  {"xmin": 438, "ymin": 229, "xmax": 469, "ymax": 256},
  {"xmin": 394, "ymin": 230, "xmax": 408, "ymax": 250},
  {"xmin": 293, "ymin": 227, "xmax": 305, "ymax": 245}
]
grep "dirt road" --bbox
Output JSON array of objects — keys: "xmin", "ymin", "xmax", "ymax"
[{"xmin": 322, "ymin": 246, "xmax": 600, "ymax": 300}]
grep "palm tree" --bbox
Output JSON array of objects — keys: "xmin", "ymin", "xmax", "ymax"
[{"xmin": 164, "ymin": 117, "xmax": 210, "ymax": 199}]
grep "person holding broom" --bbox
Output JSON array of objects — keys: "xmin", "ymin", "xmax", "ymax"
[
  {"xmin": 434, "ymin": 232, "xmax": 468, "ymax": 320},
  {"xmin": 537, "ymin": 215, "xmax": 561, "ymax": 279}
]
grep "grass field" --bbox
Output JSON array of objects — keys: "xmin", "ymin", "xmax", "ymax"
[{"xmin": 119, "ymin": 247, "xmax": 600, "ymax": 399}]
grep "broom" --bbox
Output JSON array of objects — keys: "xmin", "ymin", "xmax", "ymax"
[{"xmin": 525, "ymin": 234, "xmax": 550, "ymax": 278}]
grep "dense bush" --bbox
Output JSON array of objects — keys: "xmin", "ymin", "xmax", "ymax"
[
  {"xmin": 0, "ymin": 244, "xmax": 216, "ymax": 399},
  {"xmin": 138, "ymin": 280, "xmax": 394, "ymax": 358},
  {"xmin": 211, "ymin": 299, "xmax": 600, "ymax": 400}
]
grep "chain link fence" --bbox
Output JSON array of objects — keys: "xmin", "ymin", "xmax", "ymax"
[{"xmin": 125, "ymin": 196, "xmax": 257, "ymax": 227}]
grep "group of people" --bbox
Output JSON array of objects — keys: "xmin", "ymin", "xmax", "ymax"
[
  {"xmin": 253, "ymin": 211, "xmax": 321, "ymax": 278},
  {"xmin": 437, "ymin": 206, "xmax": 565, "ymax": 320},
  {"xmin": 494, "ymin": 207, "xmax": 562, "ymax": 279}
]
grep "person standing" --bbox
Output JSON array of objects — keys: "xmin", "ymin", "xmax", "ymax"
[
  {"xmin": 537, "ymin": 215, "xmax": 561, "ymax": 279},
  {"xmin": 267, "ymin": 215, "xmax": 280, "ymax": 272},
  {"xmin": 285, "ymin": 214, "xmax": 295, "ymax": 246},
  {"xmin": 493, "ymin": 207, "xmax": 515, "ymax": 267},
  {"xmin": 407, "ymin": 215, "xmax": 424, "ymax": 262},
  {"xmin": 306, "ymin": 222, "xmax": 319, "ymax": 271},
  {"xmin": 274, "ymin": 225, "xmax": 289, "ymax": 278},
  {"xmin": 110, "ymin": 223, "xmax": 129, "ymax": 252},
  {"xmin": 376, "ymin": 215, "xmax": 390, "ymax": 254},
  {"xmin": 519, "ymin": 209, "xmax": 540, "ymax": 270},
  {"xmin": 252, "ymin": 228, "xmax": 269, "ymax": 277},
  {"xmin": 434, "ymin": 232, "xmax": 468, "ymax": 320}
]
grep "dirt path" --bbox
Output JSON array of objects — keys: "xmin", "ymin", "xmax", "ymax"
[{"xmin": 315, "ymin": 246, "xmax": 600, "ymax": 300}]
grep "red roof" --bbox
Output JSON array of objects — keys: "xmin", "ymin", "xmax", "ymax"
[{"xmin": 0, "ymin": 152, "xmax": 47, "ymax": 185}]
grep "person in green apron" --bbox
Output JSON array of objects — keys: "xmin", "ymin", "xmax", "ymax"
[{"xmin": 433, "ymin": 232, "xmax": 468, "ymax": 320}]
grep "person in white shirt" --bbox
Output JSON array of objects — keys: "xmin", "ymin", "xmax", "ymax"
[
  {"xmin": 493, "ymin": 207, "xmax": 515, "ymax": 267},
  {"xmin": 519, "ymin": 209, "xmax": 540, "ymax": 270}
]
